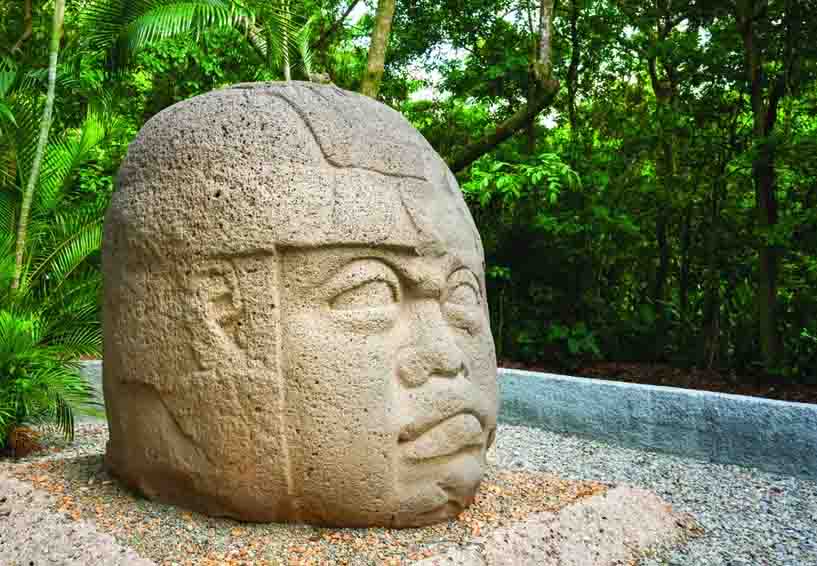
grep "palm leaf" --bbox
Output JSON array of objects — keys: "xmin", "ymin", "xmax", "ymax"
[
  {"xmin": 259, "ymin": 2, "xmax": 315, "ymax": 76},
  {"xmin": 296, "ymin": 13, "xmax": 318, "ymax": 77},
  {"xmin": 34, "ymin": 113, "xmax": 106, "ymax": 215},
  {"xmin": 82, "ymin": 0, "xmax": 257, "ymax": 65},
  {"xmin": 0, "ymin": 57, "xmax": 18, "ymax": 98},
  {"xmin": 5, "ymin": 98, "xmax": 40, "ymax": 195},
  {"xmin": 15, "ymin": 63, "xmax": 82, "ymax": 95},
  {"xmin": 25, "ymin": 363, "xmax": 101, "ymax": 439},
  {"xmin": 0, "ymin": 103, "xmax": 15, "ymax": 132},
  {"xmin": 24, "ymin": 216, "xmax": 103, "ymax": 295},
  {"xmin": 0, "ymin": 191, "xmax": 17, "ymax": 234},
  {"xmin": 80, "ymin": 0, "xmax": 306, "ymax": 72},
  {"xmin": 0, "ymin": 310, "xmax": 101, "ymax": 444},
  {"xmin": 46, "ymin": 222, "xmax": 103, "ymax": 287}
]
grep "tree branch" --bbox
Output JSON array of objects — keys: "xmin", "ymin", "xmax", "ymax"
[
  {"xmin": 447, "ymin": 0, "xmax": 558, "ymax": 172},
  {"xmin": 312, "ymin": 0, "xmax": 362, "ymax": 52},
  {"xmin": 11, "ymin": 0, "xmax": 33, "ymax": 54},
  {"xmin": 448, "ymin": 80, "xmax": 559, "ymax": 173}
]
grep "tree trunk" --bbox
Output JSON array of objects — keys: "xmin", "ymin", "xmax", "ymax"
[
  {"xmin": 754, "ymin": 145, "xmax": 780, "ymax": 365},
  {"xmin": 647, "ymin": 48, "xmax": 676, "ymax": 304},
  {"xmin": 525, "ymin": 74, "xmax": 537, "ymax": 154},
  {"xmin": 652, "ymin": 214, "xmax": 670, "ymax": 304},
  {"xmin": 566, "ymin": 0, "xmax": 580, "ymax": 133},
  {"xmin": 11, "ymin": 0, "xmax": 65, "ymax": 292},
  {"xmin": 281, "ymin": 0, "xmax": 292, "ymax": 81},
  {"xmin": 360, "ymin": 0, "xmax": 396, "ymax": 98},
  {"xmin": 679, "ymin": 206, "xmax": 692, "ymax": 323},
  {"xmin": 702, "ymin": 179, "xmax": 722, "ymax": 368},
  {"xmin": 536, "ymin": 0, "xmax": 553, "ymax": 79},
  {"xmin": 735, "ymin": 0, "xmax": 795, "ymax": 368}
]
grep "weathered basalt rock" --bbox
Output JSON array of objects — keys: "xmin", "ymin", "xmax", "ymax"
[{"xmin": 103, "ymin": 82, "xmax": 498, "ymax": 527}]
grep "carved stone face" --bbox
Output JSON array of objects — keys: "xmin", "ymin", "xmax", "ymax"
[
  {"xmin": 281, "ymin": 242, "xmax": 497, "ymax": 526},
  {"xmin": 103, "ymin": 82, "xmax": 498, "ymax": 527}
]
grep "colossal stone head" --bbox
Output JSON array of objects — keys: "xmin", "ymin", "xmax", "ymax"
[{"xmin": 103, "ymin": 82, "xmax": 498, "ymax": 527}]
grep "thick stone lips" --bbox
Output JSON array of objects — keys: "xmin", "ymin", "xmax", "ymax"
[{"xmin": 400, "ymin": 412, "xmax": 486, "ymax": 461}]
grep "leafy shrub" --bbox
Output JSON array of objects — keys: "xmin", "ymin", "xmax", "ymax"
[
  {"xmin": 0, "ymin": 310, "xmax": 101, "ymax": 452},
  {"xmin": 1, "ymin": 74, "xmax": 109, "ymax": 452}
]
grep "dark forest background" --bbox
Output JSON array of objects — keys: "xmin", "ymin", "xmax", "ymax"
[{"xmin": 1, "ymin": 0, "xmax": 816, "ymax": 445}]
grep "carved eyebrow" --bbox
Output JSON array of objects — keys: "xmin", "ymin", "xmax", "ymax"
[
  {"xmin": 315, "ymin": 250, "xmax": 477, "ymax": 298},
  {"xmin": 447, "ymin": 267, "xmax": 480, "ymax": 286},
  {"xmin": 381, "ymin": 255, "xmax": 479, "ymax": 298}
]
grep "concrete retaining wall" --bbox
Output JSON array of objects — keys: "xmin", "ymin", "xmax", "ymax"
[
  {"xmin": 78, "ymin": 361, "xmax": 103, "ymax": 423},
  {"xmin": 499, "ymin": 368, "xmax": 817, "ymax": 479},
  {"xmin": 81, "ymin": 362, "xmax": 817, "ymax": 478}
]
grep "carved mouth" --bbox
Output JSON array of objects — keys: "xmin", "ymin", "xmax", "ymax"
[{"xmin": 399, "ymin": 412, "xmax": 484, "ymax": 461}]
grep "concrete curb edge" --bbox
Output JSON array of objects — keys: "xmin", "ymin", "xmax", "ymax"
[{"xmin": 498, "ymin": 368, "xmax": 817, "ymax": 479}]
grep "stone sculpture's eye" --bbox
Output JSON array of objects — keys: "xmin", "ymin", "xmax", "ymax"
[
  {"xmin": 331, "ymin": 279, "xmax": 396, "ymax": 310},
  {"xmin": 446, "ymin": 282, "xmax": 480, "ymax": 307},
  {"xmin": 445, "ymin": 269, "xmax": 482, "ymax": 306},
  {"xmin": 326, "ymin": 259, "xmax": 401, "ymax": 312},
  {"xmin": 443, "ymin": 269, "xmax": 483, "ymax": 334}
]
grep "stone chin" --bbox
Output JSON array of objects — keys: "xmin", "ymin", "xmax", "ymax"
[{"xmin": 103, "ymin": 81, "xmax": 498, "ymax": 528}]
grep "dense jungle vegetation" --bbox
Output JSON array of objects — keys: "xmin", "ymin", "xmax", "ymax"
[{"xmin": 1, "ymin": 0, "xmax": 816, "ymax": 447}]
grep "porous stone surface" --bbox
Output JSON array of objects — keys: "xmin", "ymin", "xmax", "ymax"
[
  {"xmin": 415, "ymin": 487, "xmax": 686, "ymax": 566},
  {"xmin": 103, "ymin": 82, "xmax": 498, "ymax": 527}
]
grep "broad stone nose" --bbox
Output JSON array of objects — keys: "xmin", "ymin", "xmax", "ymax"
[{"xmin": 397, "ymin": 301, "xmax": 468, "ymax": 388}]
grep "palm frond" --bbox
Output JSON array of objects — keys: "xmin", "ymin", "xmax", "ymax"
[
  {"xmin": 0, "ymin": 58, "xmax": 18, "ymax": 98},
  {"xmin": 45, "ymin": 221, "xmax": 103, "ymax": 287},
  {"xmin": 0, "ymin": 310, "xmax": 39, "ymax": 361},
  {"xmin": 24, "ymin": 215, "xmax": 103, "ymax": 295},
  {"xmin": 258, "ymin": 2, "xmax": 315, "ymax": 76},
  {"xmin": 5, "ymin": 98, "xmax": 40, "ymax": 195},
  {"xmin": 0, "ymin": 310, "xmax": 101, "ymax": 445},
  {"xmin": 37, "ymin": 275, "xmax": 102, "ymax": 351},
  {"xmin": 42, "ymin": 324, "xmax": 103, "ymax": 359},
  {"xmin": 25, "ymin": 363, "xmax": 101, "ymax": 439},
  {"xmin": 296, "ymin": 14, "xmax": 318, "ymax": 77},
  {"xmin": 0, "ymin": 191, "xmax": 17, "ymax": 234},
  {"xmin": 82, "ymin": 0, "xmax": 257, "ymax": 67},
  {"xmin": 34, "ymin": 113, "xmax": 107, "ymax": 215},
  {"xmin": 80, "ymin": 0, "xmax": 309, "ymax": 73},
  {"xmin": 246, "ymin": 23, "xmax": 269, "ymax": 58},
  {"xmin": 15, "ymin": 64, "xmax": 82, "ymax": 95},
  {"xmin": 0, "ymin": 103, "xmax": 16, "ymax": 135}
]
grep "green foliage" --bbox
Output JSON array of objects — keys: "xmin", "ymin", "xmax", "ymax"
[
  {"xmin": 82, "ymin": 0, "xmax": 255, "ymax": 62},
  {"xmin": 81, "ymin": 0, "xmax": 311, "ymax": 76},
  {"xmin": 782, "ymin": 324, "xmax": 817, "ymax": 384},
  {"xmin": 0, "ymin": 73, "xmax": 108, "ymax": 447},
  {"xmin": 0, "ymin": 310, "xmax": 101, "ymax": 446},
  {"xmin": 1, "ymin": 0, "xmax": 816, "ymax": 384},
  {"xmin": 546, "ymin": 323, "xmax": 601, "ymax": 362},
  {"xmin": 463, "ymin": 153, "xmax": 580, "ymax": 208}
]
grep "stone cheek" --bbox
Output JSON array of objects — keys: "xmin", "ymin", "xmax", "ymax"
[{"xmin": 103, "ymin": 81, "xmax": 498, "ymax": 527}]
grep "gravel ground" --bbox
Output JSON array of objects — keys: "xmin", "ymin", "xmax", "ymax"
[
  {"xmin": 495, "ymin": 424, "xmax": 817, "ymax": 566},
  {"xmin": 5, "ymin": 421, "xmax": 808, "ymax": 565},
  {"xmin": 5, "ymin": 423, "xmax": 658, "ymax": 566}
]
